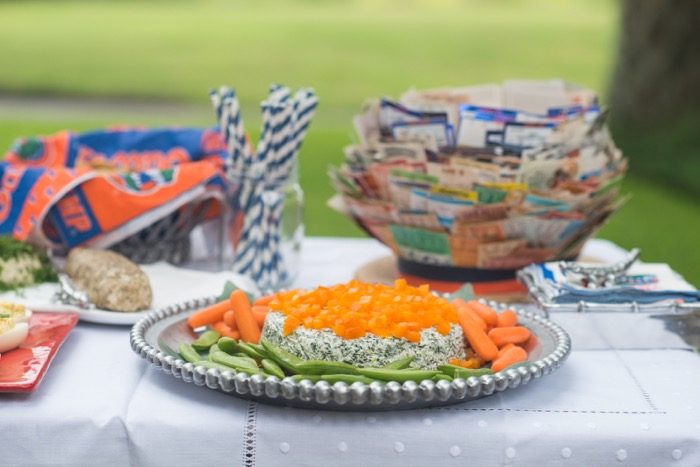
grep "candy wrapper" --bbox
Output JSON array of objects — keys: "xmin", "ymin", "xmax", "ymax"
[{"xmin": 329, "ymin": 80, "xmax": 628, "ymax": 283}]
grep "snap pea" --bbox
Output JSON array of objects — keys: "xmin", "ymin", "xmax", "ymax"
[
  {"xmin": 291, "ymin": 374, "xmax": 323, "ymax": 383},
  {"xmin": 437, "ymin": 364, "xmax": 493, "ymax": 378},
  {"xmin": 178, "ymin": 343, "xmax": 203, "ymax": 363},
  {"xmin": 321, "ymin": 374, "xmax": 377, "ymax": 385},
  {"xmin": 261, "ymin": 340, "xmax": 302, "ymax": 374},
  {"xmin": 191, "ymin": 330, "xmax": 221, "ymax": 351},
  {"xmin": 249, "ymin": 343, "xmax": 269, "ymax": 356},
  {"xmin": 261, "ymin": 359, "xmax": 285, "ymax": 379},
  {"xmin": 384, "ymin": 355, "xmax": 415, "ymax": 370},
  {"xmin": 433, "ymin": 374, "xmax": 453, "ymax": 382},
  {"xmin": 217, "ymin": 337, "xmax": 240, "ymax": 355},
  {"xmin": 437, "ymin": 364, "xmax": 465, "ymax": 377},
  {"xmin": 210, "ymin": 351, "xmax": 260, "ymax": 372},
  {"xmin": 207, "ymin": 344, "xmax": 222, "ymax": 361},
  {"xmin": 357, "ymin": 368, "xmax": 439, "ymax": 382},
  {"xmin": 295, "ymin": 360, "xmax": 359, "ymax": 375},
  {"xmin": 237, "ymin": 342, "xmax": 267, "ymax": 361},
  {"xmin": 453, "ymin": 368, "xmax": 494, "ymax": 379}
]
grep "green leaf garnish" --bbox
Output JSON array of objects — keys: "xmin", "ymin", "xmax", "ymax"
[
  {"xmin": 449, "ymin": 283, "xmax": 475, "ymax": 302},
  {"xmin": 217, "ymin": 280, "xmax": 255, "ymax": 302}
]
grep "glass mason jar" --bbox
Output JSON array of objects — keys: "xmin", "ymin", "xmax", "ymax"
[{"xmin": 223, "ymin": 163, "xmax": 304, "ymax": 290}]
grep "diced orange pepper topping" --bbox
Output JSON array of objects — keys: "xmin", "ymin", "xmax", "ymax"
[{"xmin": 270, "ymin": 280, "xmax": 459, "ymax": 341}]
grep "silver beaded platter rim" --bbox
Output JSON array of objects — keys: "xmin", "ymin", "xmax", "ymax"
[{"xmin": 130, "ymin": 296, "xmax": 572, "ymax": 411}]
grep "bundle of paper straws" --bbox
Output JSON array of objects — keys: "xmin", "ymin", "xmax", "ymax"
[{"xmin": 210, "ymin": 84, "xmax": 318, "ymax": 286}]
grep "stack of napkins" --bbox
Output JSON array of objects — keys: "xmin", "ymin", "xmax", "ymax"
[{"xmin": 520, "ymin": 261, "xmax": 699, "ymax": 305}]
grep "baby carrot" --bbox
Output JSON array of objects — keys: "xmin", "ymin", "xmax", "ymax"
[
  {"xmin": 253, "ymin": 295, "xmax": 275, "ymax": 307},
  {"xmin": 491, "ymin": 344, "xmax": 528, "ymax": 372},
  {"xmin": 225, "ymin": 307, "xmax": 267, "ymax": 328},
  {"xmin": 223, "ymin": 310, "xmax": 239, "ymax": 329},
  {"xmin": 522, "ymin": 333, "xmax": 539, "ymax": 354},
  {"xmin": 497, "ymin": 310, "xmax": 518, "ymax": 328},
  {"xmin": 252, "ymin": 306, "xmax": 269, "ymax": 327},
  {"xmin": 213, "ymin": 321, "xmax": 241, "ymax": 340},
  {"xmin": 187, "ymin": 300, "xmax": 231, "ymax": 329},
  {"xmin": 497, "ymin": 343, "xmax": 516, "ymax": 357},
  {"xmin": 457, "ymin": 307, "xmax": 499, "ymax": 361},
  {"xmin": 452, "ymin": 299, "xmax": 487, "ymax": 331},
  {"xmin": 230, "ymin": 290, "xmax": 261, "ymax": 344},
  {"xmin": 487, "ymin": 326, "xmax": 531, "ymax": 347},
  {"xmin": 461, "ymin": 306, "xmax": 487, "ymax": 331},
  {"xmin": 466, "ymin": 301, "xmax": 498, "ymax": 327}
]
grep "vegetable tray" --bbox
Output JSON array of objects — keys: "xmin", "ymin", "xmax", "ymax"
[{"xmin": 130, "ymin": 297, "xmax": 570, "ymax": 411}]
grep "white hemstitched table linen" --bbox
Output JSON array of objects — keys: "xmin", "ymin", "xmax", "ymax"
[{"xmin": 1, "ymin": 237, "xmax": 698, "ymax": 466}]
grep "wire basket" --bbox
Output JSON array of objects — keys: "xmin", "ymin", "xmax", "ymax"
[{"xmin": 110, "ymin": 197, "xmax": 215, "ymax": 265}]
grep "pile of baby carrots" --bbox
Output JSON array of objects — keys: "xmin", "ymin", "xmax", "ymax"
[
  {"xmin": 451, "ymin": 298, "xmax": 533, "ymax": 372},
  {"xmin": 186, "ymin": 290, "xmax": 274, "ymax": 344}
]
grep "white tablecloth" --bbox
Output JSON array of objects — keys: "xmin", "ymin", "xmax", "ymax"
[{"xmin": 2, "ymin": 237, "xmax": 699, "ymax": 466}]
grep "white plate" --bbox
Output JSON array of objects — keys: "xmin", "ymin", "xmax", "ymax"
[
  {"xmin": 0, "ymin": 284, "xmax": 150, "ymax": 325},
  {"xmin": 0, "ymin": 263, "xmax": 258, "ymax": 326}
]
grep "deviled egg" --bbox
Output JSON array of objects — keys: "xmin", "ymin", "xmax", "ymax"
[
  {"xmin": 0, "ymin": 302, "xmax": 31, "ymax": 323},
  {"xmin": 0, "ymin": 315, "xmax": 29, "ymax": 353}
]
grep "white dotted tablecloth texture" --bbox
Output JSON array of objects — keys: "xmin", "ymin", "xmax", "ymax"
[{"xmin": 1, "ymin": 237, "xmax": 699, "ymax": 467}]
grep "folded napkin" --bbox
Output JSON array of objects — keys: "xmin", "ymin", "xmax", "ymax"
[
  {"xmin": 0, "ymin": 127, "xmax": 227, "ymax": 249},
  {"xmin": 522, "ymin": 261, "xmax": 699, "ymax": 304}
]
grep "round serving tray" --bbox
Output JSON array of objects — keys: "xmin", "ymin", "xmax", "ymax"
[{"xmin": 130, "ymin": 297, "xmax": 571, "ymax": 411}]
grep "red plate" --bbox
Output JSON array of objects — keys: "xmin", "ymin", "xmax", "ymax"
[{"xmin": 0, "ymin": 312, "xmax": 78, "ymax": 392}]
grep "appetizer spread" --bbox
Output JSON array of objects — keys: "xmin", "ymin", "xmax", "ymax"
[
  {"xmin": 0, "ymin": 302, "xmax": 31, "ymax": 354},
  {"xmin": 0, "ymin": 236, "xmax": 57, "ymax": 292},
  {"xmin": 64, "ymin": 248, "xmax": 152, "ymax": 312},
  {"xmin": 180, "ymin": 280, "xmax": 533, "ymax": 383}
]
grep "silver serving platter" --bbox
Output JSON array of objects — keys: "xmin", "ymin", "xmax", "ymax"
[{"xmin": 130, "ymin": 297, "xmax": 571, "ymax": 411}]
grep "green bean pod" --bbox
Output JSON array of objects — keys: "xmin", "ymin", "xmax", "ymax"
[
  {"xmin": 291, "ymin": 374, "xmax": 323, "ymax": 383},
  {"xmin": 436, "ymin": 364, "xmax": 463, "ymax": 377},
  {"xmin": 210, "ymin": 351, "xmax": 260, "ymax": 373},
  {"xmin": 207, "ymin": 344, "xmax": 222, "ymax": 361},
  {"xmin": 295, "ymin": 360, "xmax": 359, "ymax": 375},
  {"xmin": 433, "ymin": 373, "xmax": 453, "ymax": 382},
  {"xmin": 261, "ymin": 359, "xmax": 286, "ymax": 379},
  {"xmin": 261, "ymin": 340, "xmax": 302, "ymax": 374},
  {"xmin": 191, "ymin": 330, "xmax": 221, "ymax": 351},
  {"xmin": 321, "ymin": 374, "xmax": 377, "ymax": 385},
  {"xmin": 248, "ymin": 343, "xmax": 269, "ymax": 358},
  {"xmin": 178, "ymin": 343, "xmax": 203, "ymax": 363},
  {"xmin": 384, "ymin": 355, "xmax": 415, "ymax": 370},
  {"xmin": 217, "ymin": 337, "xmax": 240, "ymax": 355},
  {"xmin": 357, "ymin": 367, "xmax": 439, "ymax": 382},
  {"xmin": 237, "ymin": 342, "xmax": 267, "ymax": 361}
]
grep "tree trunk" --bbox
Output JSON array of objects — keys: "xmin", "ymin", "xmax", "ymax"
[{"xmin": 609, "ymin": 0, "xmax": 700, "ymax": 125}]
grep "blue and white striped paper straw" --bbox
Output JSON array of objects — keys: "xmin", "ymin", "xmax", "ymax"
[
  {"xmin": 270, "ymin": 89, "xmax": 318, "ymax": 184},
  {"xmin": 214, "ymin": 83, "xmax": 317, "ymax": 286}
]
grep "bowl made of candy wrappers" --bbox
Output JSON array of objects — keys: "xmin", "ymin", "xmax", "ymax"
[
  {"xmin": 329, "ymin": 80, "xmax": 628, "ymax": 291},
  {"xmin": 1, "ymin": 127, "xmax": 229, "ymax": 265}
]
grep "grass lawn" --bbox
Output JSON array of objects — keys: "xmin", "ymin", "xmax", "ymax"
[
  {"xmin": 0, "ymin": 0, "xmax": 698, "ymax": 285},
  {"xmin": 0, "ymin": 0, "xmax": 616, "ymax": 125}
]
